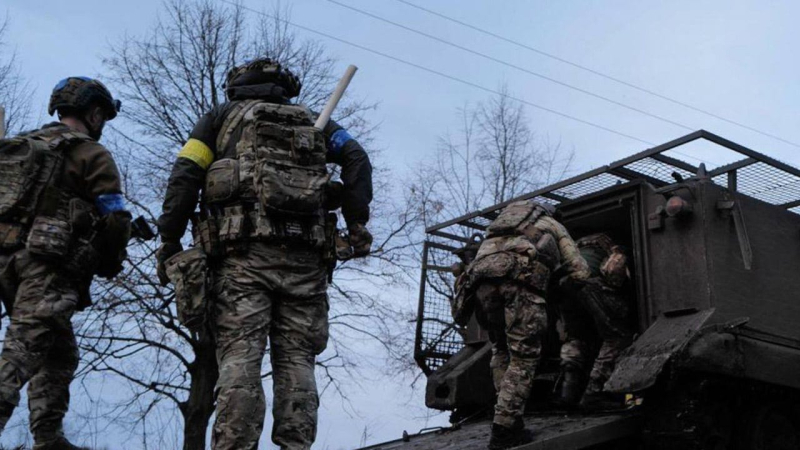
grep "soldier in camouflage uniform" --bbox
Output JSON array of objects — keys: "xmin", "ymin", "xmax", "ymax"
[
  {"xmin": 558, "ymin": 233, "xmax": 634, "ymax": 409},
  {"xmin": 0, "ymin": 77, "xmax": 130, "ymax": 449},
  {"xmin": 156, "ymin": 59, "xmax": 373, "ymax": 450},
  {"xmin": 453, "ymin": 200, "xmax": 589, "ymax": 450}
]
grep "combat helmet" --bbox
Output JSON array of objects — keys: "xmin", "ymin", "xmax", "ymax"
[
  {"xmin": 48, "ymin": 76, "xmax": 121, "ymax": 120},
  {"xmin": 225, "ymin": 58, "xmax": 301, "ymax": 101}
]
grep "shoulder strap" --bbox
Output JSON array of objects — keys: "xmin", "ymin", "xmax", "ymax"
[{"xmin": 216, "ymin": 100, "xmax": 261, "ymax": 154}]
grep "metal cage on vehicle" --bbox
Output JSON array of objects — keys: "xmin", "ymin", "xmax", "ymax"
[{"xmin": 414, "ymin": 130, "xmax": 800, "ymax": 375}]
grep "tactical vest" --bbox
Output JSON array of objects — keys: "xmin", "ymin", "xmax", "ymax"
[
  {"xmin": 467, "ymin": 201, "xmax": 560, "ymax": 294},
  {"xmin": 0, "ymin": 127, "xmax": 99, "ymax": 271},
  {"xmin": 198, "ymin": 100, "xmax": 330, "ymax": 250}
]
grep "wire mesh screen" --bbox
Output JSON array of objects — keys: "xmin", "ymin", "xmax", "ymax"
[
  {"xmin": 416, "ymin": 243, "xmax": 464, "ymax": 374},
  {"xmin": 735, "ymin": 162, "xmax": 800, "ymax": 206},
  {"xmin": 418, "ymin": 131, "xmax": 800, "ymax": 376},
  {"xmin": 551, "ymin": 173, "xmax": 628, "ymax": 200},
  {"xmin": 624, "ymin": 157, "xmax": 696, "ymax": 184}
]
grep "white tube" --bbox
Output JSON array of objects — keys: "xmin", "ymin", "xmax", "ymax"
[
  {"xmin": 0, "ymin": 106, "xmax": 5, "ymax": 139},
  {"xmin": 314, "ymin": 65, "xmax": 358, "ymax": 130}
]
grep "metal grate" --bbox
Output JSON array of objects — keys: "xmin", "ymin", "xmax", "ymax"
[
  {"xmin": 551, "ymin": 173, "xmax": 628, "ymax": 200},
  {"xmin": 415, "ymin": 243, "xmax": 464, "ymax": 374},
  {"xmin": 624, "ymin": 157, "xmax": 695, "ymax": 184},
  {"xmin": 735, "ymin": 162, "xmax": 800, "ymax": 206},
  {"xmin": 415, "ymin": 130, "xmax": 800, "ymax": 374}
]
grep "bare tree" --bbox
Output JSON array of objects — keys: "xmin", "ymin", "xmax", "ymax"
[
  {"xmin": 0, "ymin": 14, "xmax": 34, "ymax": 135},
  {"xmin": 73, "ymin": 1, "xmax": 414, "ymax": 449},
  {"xmin": 408, "ymin": 85, "xmax": 573, "ymax": 233}
]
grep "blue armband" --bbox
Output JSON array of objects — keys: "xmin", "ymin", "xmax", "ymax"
[
  {"xmin": 95, "ymin": 193, "xmax": 127, "ymax": 215},
  {"xmin": 328, "ymin": 129, "xmax": 354, "ymax": 156}
]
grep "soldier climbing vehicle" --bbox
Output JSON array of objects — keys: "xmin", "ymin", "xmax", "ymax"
[{"xmin": 359, "ymin": 130, "xmax": 800, "ymax": 450}]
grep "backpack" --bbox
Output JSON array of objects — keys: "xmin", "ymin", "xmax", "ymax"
[
  {"xmin": 0, "ymin": 130, "xmax": 88, "ymax": 251},
  {"xmin": 212, "ymin": 100, "xmax": 330, "ymax": 216}
]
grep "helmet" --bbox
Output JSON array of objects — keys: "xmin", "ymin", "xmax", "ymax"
[
  {"xmin": 48, "ymin": 77, "xmax": 121, "ymax": 120},
  {"xmin": 225, "ymin": 58, "xmax": 301, "ymax": 101}
]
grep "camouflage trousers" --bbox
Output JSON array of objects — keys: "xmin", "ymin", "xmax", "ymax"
[
  {"xmin": 0, "ymin": 250, "xmax": 80, "ymax": 441},
  {"xmin": 210, "ymin": 242, "xmax": 329, "ymax": 450},
  {"xmin": 476, "ymin": 283, "xmax": 547, "ymax": 428},
  {"xmin": 560, "ymin": 283, "xmax": 633, "ymax": 395}
]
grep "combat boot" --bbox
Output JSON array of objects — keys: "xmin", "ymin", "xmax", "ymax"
[
  {"xmin": 488, "ymin": 418, "xmax": 535, "ymax": 450},
  {"xmin": 555, "ymin": 368, "xmax": 584, "ymax": 408}
]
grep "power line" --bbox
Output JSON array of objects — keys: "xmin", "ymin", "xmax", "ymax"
[
  {"xmin": 328, "ymin": 0, "xmax": 695, "ymax": 133},
  {"xmin": 390, "ymin": 0, "xmax": 800, "ymax": 149},
  {"xmin": 224, "ymin": 0, "xmax": 655, "ymax": 146}
]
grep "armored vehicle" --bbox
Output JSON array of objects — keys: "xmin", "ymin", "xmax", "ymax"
[{"xmin": 360, "ymin": 130, "xmax": 800, "ymax": 450}]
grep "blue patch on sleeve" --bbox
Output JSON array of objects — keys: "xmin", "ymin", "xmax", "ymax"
[
  {"xmin": 95, "ymin": 193, "xmax": 127, "ymax": 215},
  {"xmin": 328, "ymin": 129, "xmax": 354, "ymax": 156}
]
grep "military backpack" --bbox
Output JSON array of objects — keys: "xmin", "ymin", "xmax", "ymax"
[
  {"xmin": 0, "ymin": 130, "xmax": 90, "ymax": 253},
  {"xmin": 206, "ymin": 100, "xmax": 330, "ymax": 216}
]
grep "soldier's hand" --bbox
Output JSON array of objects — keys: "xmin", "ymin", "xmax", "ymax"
[
  {"xmin": 156, "ymin": 241, "xmax": 183, "ymax": 286},
  {"xmin": 348, "ymin": 223, "xmax": 373, "ymax": 257}
]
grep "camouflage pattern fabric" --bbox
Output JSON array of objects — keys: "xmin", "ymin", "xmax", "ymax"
[
  {"xmin": 476, "ymin": 284, "xmax": 547, "ymax": 428},
  {"xmin": 561, "ymin": 285, "xmax": 633, "ymax": 392},
  {"xmin": 464, "ymin": 201, "xmax": 589, "ymax": 428},
  {"xmin": 0, "ymin": 250, "xmax": 80, "ymax": 442},
  {"xmin": 210, "ymin": 242, "xmax": 328, "ymax": 450}
]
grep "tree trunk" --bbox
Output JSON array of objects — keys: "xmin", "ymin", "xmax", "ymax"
[{"xmin": 182, "ymin": 330, "xmax": 219, "ymax": 450}]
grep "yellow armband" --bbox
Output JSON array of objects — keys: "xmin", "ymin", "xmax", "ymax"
[{"xmin": 178, "ymin": 138, "xmax": 214, "ymax": 170}]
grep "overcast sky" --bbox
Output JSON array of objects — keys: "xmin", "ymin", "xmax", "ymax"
[{"xmin": 3, "ymin": 0, "xmax": 800, "ymax": 449}]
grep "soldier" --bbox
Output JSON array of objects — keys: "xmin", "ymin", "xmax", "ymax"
[
  {"xmin": 0, "ymin": 77, "xmax": 130, "ymax": 449},
  {"xmin": 558, "ymin": 233, "xmax": 634, "ymax": 409},
  {"xmin": 452, "ymin": 200, "xmax": 589, "ymax": 450},
  {"xmin": 156, "ymin": 58, "xmax": 373, "ymax": 450}
]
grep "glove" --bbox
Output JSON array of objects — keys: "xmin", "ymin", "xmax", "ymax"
[
  {"xmin": 94, "ymin": 211, "xmax": 133, "ymax": 279},
  {"xmin": 156, "ymin": 241, "xmax": 183, "ymax": 286},
  {"xmin": 348, "ymin": 223, "xmax": 373, "ymax": 257}
]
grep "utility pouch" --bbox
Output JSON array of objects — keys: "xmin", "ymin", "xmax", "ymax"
[
  {"xmin": 26, "ymin": 216, "xmax": 71, "ymax": 261},
  {"xmin": 194, "ymin": 217, "xmax": 222, "ymax": 258},
  {"xmin": 521, "ymin": 260, "xmax": 552, "ymax": 293},
  {"xmin": 469, "ymin": 252, "xmax": 518, "ymax": 284},
  {"xmin": 165, "ymin": 247, "xmax": 209, "ymax": 332},
  {"xmin": 218, "ymin": 206, "xmax": 246, "ymax": 242},
  {"xmin": 0, "ymin": 223, "xmax": 25, "ymax": 251},
  {"xmin": 204, "ymin": 159, "xmax": 240, "ymax": 204}
]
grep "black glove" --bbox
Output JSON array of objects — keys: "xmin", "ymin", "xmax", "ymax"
[
  {"xmin": 94, "ymin": 211, "xmax": 133, "ymax": 279},
  {"xmin": 156, "ymin": 241, "xmax": 183, "ymax": 286},
  {"xmin": 348, "ymin": 223, "xmax": 373, "ymax": 257}
]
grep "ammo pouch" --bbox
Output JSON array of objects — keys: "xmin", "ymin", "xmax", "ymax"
[
  {"xmin": 165, "ymin": 247, "xmax": 209, "ymax": 332},
  {"xmin": 26, "ymin": 216, "xmax": 71, "ymax": 261},
  {"xmin": 204, "ymin": 159, "xmax": 240, "ymax": 204}
]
